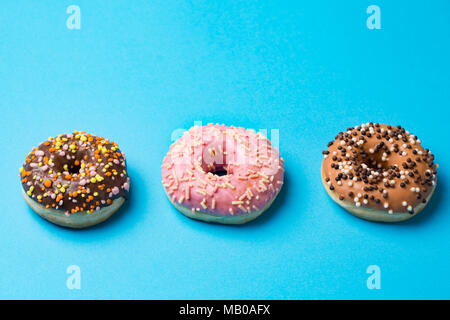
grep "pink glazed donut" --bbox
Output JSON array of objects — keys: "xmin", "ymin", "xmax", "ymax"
[{"xmin": 161, "ymin": 124, "xmax": 285, "ymax": 224}]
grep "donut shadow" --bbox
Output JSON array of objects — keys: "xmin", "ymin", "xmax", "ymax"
[
  {"xmin": 26, "ymin": 167, "xmax": 141, "ymax": 232},
  {"xmin": 333, "ymin": 179, "xmax": 445, "ymax": 226},
  {"xmin": 86, "ymin": 189, "xmax": 132, "ymax": 230},
  {"xmin": 242, "ymin": 173, "xmax": 289, "ymax": 227},
  {"xmin": 397, "ymin": 179, "xmax": 445, "ymax": 226},
  {"xmin": 171, "ymin": 173, "xmax": 289, "ymax": 228},
  {"xmin": 85, "ymin": 167, "xmax": 141, "ymax": 231}
]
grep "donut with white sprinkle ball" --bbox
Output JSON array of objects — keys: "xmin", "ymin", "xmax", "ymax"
[
  {"xmin": 20, "ymin": 131, "xmax": 130, "ymax": 228},
  {"xmin": 321, "ymin": 123, "xmax": 437, "ymax": 222},
  {"xmin": 162, "ymin": 124, "xmax": 285, "ymax": 224}
]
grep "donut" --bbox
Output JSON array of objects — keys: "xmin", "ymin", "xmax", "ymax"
[
  {"xmin": 19, "ymin": 131, "xmax": 130, "ymax": 228},
  {"xmin": 321, "ymin": 123, "xmax": 438, "ymax": 222},
  {"xmin": 161, "ymin": 124, "xmax": 284, "ymax": 224}
]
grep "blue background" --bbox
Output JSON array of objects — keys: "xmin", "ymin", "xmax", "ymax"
[{"xmin": 0, "ymin": 0, "xmax": 449, "ymax": 299}]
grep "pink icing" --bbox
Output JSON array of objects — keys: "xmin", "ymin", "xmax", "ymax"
[{"xmin": 161, "ymin": 124, "xmax": 285, "ymax": 217}]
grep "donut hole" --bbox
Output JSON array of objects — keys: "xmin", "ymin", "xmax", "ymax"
[
  {"xmin": 206, "ymin": 162, "xmax": 230, "ymax": 177},
  {"xmin": 364, "ymin": 157, "xmax": 386, "ymax": 170},
  {"xmin": 202, "ymin": 155, "xmax": 230, "ymax": 177},
  {"xmin": 202, "ymin": 149, "xmax": 229, "ymax": 177},
  {"xmin": 370, "ymin": 153, "xmax": 392, "ymax": 171},
  {"xmin": 211, "ymin": 168, "xmax": 228, "ymax": 177},
  {"xmin": 358, "ymin": 147, "xmax": 390, "ymax": 171},
  {"xmin": 53, "ymin": 156, "xmax": 82, "ymax": 176},
  {"xmin": 67, "ymin": 161, "xmax": 81, "ymax": 175}
]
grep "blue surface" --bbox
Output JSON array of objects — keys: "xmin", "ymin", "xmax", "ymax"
[{"xmin": 0, "ymin": 0, "xmax": 449, "ymax": 299}]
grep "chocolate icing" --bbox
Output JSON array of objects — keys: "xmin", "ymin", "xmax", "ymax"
[
  {"xmin": 20, "ymin": 131, "xmax": 130, "ymax": 214},
  {"xmin": 322, "ymin": 123, "xmax": 437, "ymax": 214}
]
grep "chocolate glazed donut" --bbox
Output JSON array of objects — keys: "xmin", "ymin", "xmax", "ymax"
[
  {"xmin": 321, "ymin": 123, "xmax": 438, "ymax": 222},
  {"xmin": 20, "ymin": 131, "xmax": 130, "ymax": 228}
]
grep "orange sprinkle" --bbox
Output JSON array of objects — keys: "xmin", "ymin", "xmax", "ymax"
[{"xmin": 44, "ymin": 180, "xmax": 52, "ymax": 188}]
